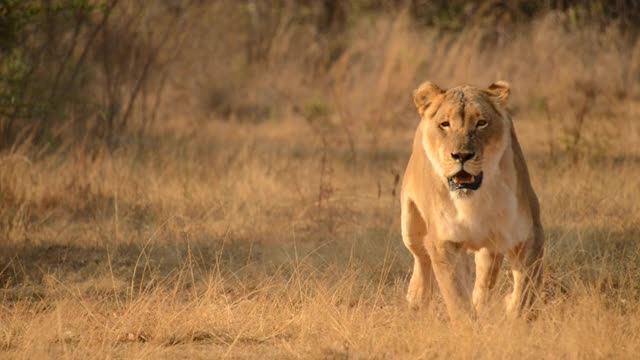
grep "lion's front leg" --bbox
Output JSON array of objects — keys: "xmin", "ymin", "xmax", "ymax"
[
  {"xmin": 401, "ymin": 201, "xmax": 435, "ymax": 310},
  {"xmin": 506, "ymin": 225, "xmax": 544, "ymax": 319},
  {"xmin": 403, "ymin": 235, "xmax": 435, "ymax": 310},
  {"xmin": 472, "ymin": 248, "xmax": 504, "ymax": 313},
  {"xmin": 427, "ymin": 239, "xmax": 475, "ymax": 321}
]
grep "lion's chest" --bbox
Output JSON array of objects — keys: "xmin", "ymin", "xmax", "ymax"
[{"xmin": 432, "ymin": 181, "xmax": 531, "ymax": 252}]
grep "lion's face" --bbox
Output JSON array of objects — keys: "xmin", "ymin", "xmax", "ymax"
[{"xmin": 413, "ymin": 82, "xmax": 511, "ymax": 196}]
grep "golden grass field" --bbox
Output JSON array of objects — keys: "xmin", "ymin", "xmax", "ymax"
[
  {"xmin": 2, "ymin": 110, "xmax": 640, "ymax": 358},
  {"xmin": 2, "ymin": 6, "xmax": 640, "ymax": 359}
]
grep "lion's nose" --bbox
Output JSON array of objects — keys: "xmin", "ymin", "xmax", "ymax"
[{"xmin": 451, "ymin": 152, "xmax": 475, "ymax": 163}]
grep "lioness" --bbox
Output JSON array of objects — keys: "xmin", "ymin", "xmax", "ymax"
[{"xmin": 401, "ymin": 81, "xmax": 543, "ymax": 320}]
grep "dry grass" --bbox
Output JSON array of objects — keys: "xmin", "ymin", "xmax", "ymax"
[{"xmin": 2, "ymin": 9, "xmax": 640, "ymax": 359}]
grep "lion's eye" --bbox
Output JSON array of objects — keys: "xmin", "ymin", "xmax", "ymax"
[
  {"xmin": 439, "ymin": 121, "xmax": 450, "ymax": 129},
  {"xmin": 477, "ymin": 120, "xmax": 488, "ymax": 128}
]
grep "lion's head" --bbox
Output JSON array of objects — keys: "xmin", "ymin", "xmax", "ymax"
[{"xmin": 413, "ymin": 81, "xmax": 512, "ymax": 196}]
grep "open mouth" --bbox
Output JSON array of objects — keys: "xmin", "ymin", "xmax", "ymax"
[{"xmin": 447, "ymin": 170, "xmax": 483, "ymax": 191}]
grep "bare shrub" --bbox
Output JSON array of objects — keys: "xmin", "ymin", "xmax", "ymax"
[{"xmin": 0, "ymin": 1, "xmax": 196, "ymax": 150}]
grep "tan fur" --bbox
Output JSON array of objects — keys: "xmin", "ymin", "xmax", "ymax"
[{"xmin": 401, "ymin": 81, "xmax": 544, "ymax": 321}]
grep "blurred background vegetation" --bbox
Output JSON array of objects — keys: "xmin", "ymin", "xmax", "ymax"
[{"xmin": 1, "ymin": 0, "xmax": 639, "ymax": 152}]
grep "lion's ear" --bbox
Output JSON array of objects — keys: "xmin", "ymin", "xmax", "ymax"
[
  {"xmin": 485, "ymin": 80, "xmax": 510, "ymax": 106},
  {"xmin": 413, "ymin": 81, "xmax": 444, "ymax": 118}
]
